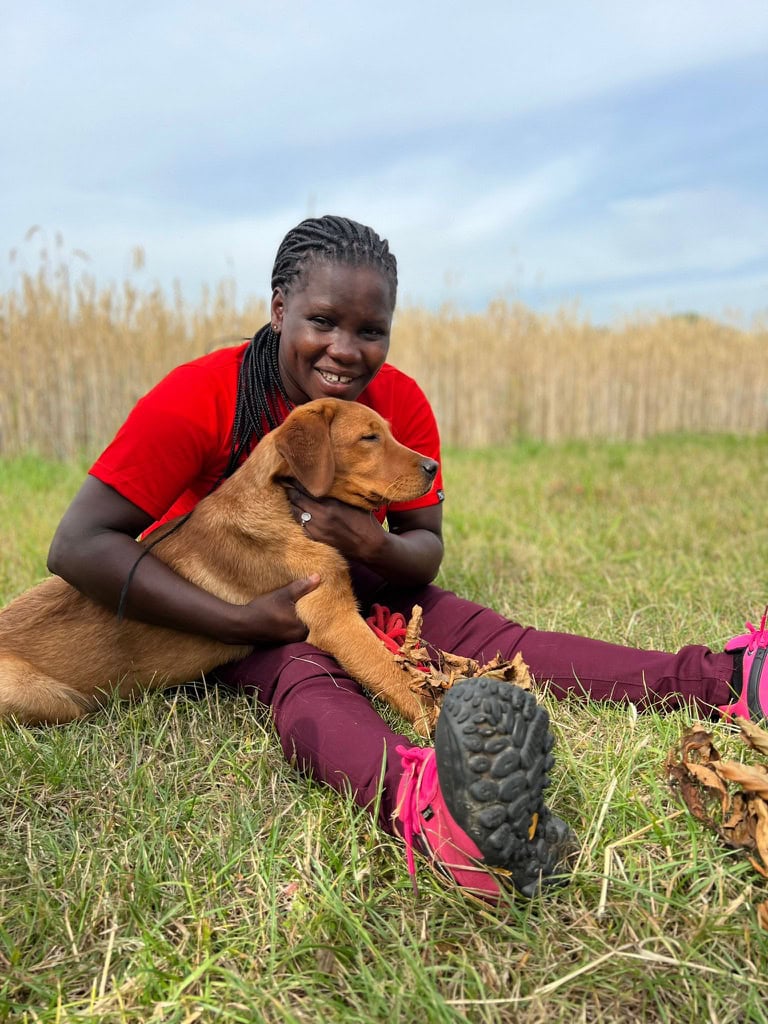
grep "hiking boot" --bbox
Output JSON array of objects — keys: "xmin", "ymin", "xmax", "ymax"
[
  {"xmin": 394, "ymin": 676, "xmax": 575, "ymax": 902},
  {"xmin": 718, "ymin": 605, "xmax": 768, "ymax": 723}
]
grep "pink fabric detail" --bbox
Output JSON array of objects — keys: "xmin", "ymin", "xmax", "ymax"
[
  {"xmin": 365, "ymin": 603, "xmax": 409, "ymax": 656},
  {"xmin": 719, "ymin": 605, "xmax": 768, "ymax": 720},
  {"xmin": 719, "ymin": 693, "xmax": 754, "ymax": 721},
  {"xmin": 724, "ymin": 606, "xmax": 768, "ymax": 655},
  {"xmin": 365, "ymin": 603, "xmax": 430, "ymax": 671}
]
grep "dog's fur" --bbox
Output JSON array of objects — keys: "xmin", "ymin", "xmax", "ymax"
[{"xmin": 0, "ymin": 398, "xmax": 439, "ymax": 732}]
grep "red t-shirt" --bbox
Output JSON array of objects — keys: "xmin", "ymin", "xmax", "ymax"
[{"xmin": 90, "ymin": 342, "xmax": 445, "ymax": 530}]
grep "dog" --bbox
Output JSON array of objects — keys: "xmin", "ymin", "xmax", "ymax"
[{"xmin": 0, "ymin": 398, "xmax": 439, "ymax": 733}]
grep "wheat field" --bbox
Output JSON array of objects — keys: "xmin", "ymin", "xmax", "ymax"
[{"xmin": 1, "ymin": 236, "xmax": 767, "ymax": 457}]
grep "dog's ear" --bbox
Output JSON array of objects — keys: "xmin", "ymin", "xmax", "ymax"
[{"xmin": 273, "ymin": 403, "xmax": 336, "ymax": 496}]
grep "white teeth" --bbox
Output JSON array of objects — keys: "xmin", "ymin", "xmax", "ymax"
[{"xmin": 319, "ymin": 370, "xmax": 353, "ymax": 384}]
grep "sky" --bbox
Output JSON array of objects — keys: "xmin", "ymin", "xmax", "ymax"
[{"xmin": 2, "ymin": 0, "xmax": 768, "ymax": 324}]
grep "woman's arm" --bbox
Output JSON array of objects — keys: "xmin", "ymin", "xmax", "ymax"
[
  {"xmin": 48, "ymin": 476, "xmax": 319, "ymax": 644},
  {"xmin": 367, "ymin": 504, "xmax": 444, "ymax": 585}
]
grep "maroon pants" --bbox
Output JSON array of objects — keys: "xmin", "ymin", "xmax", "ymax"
[{"xmin": 214, "ymin": 570, "xmax": 734, "ymax": 833}]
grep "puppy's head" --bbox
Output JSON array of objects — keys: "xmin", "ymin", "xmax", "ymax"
[{"xmin": 273, "ymin": 398, "xmax": 438, "ymax": 509}]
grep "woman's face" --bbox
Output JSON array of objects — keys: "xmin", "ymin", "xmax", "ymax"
[{"xmin": 272, "ymin": 261, "xmax": 394, "ymax": 406}]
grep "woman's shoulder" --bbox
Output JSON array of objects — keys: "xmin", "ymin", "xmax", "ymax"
[
  {"xmin": 362, "ymin": 362, "xmax": 429, "ymax": 406},
  {"xmin": 137, "ymin": 341, "xmax": 247, "ymax": 415},
  {"xmin": 359, "ymin": 363, "xmax": 439, "ymax": 446},
  {"xmin": 162, "ymin": 340, "xmax": 248, "ymax": 386},
  {"xmin": 90, "ymin": 342, "xmax": 248, "ymax": 520}
]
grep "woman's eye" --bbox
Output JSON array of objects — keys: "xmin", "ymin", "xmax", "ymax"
[{"xmin": 311, "ymin": 316, "xmax": 333, "ymax": 329}]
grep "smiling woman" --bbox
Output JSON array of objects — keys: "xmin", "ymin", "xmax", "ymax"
[{"xmin": 20, "ymin": 214, "xmax": 767, "ymax": 909}]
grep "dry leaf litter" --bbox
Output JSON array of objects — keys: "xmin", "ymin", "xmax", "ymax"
[{"xmin": 667, "ymin": 716, "xmax": 768, "ymax": 927}]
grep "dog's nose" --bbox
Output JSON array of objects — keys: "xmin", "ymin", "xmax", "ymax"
[{"xmin": 421, "ymin": 458, "xmax": 439, "ymax": 480}]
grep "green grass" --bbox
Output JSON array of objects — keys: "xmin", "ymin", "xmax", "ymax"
[{"xmin": 1, "ymin": 436, "xmax": 768, "ymax": 1023}]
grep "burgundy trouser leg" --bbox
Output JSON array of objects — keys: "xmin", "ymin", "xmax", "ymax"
[
  {"xmin": 380, "ymin": 584, "xmax": 735, "ymax": 716},
  {"xmin": 214, "ymin": 642, "xmax": 410, "ymax": 832},
  {"xmin": 214, "ymin": 575, "xmax": 735, "ymax": 830}
]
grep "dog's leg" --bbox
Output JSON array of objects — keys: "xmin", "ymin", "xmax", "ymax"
[
  {"xmin": 297, "ymin": 589, "xmax": 437, "ymax": 736},
  {"xmin": 0, "ymin": 657, "xmax": 99, "ymax": 726}
]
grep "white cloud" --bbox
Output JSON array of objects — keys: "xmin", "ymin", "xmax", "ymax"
[
  {"xmin": 443, "ymin": 153, "xmax": 596, "ymax": 243},
  {"xmin": 6, "ymin": 0, "xmax": 768, "ymax": 148},
  {"xmin": 512, "ymin": 186, "xmax": 768, "ymax": 288},
  {"xmin": 609, "ymin": 188, "xmax": 768, "ymax": 272}
]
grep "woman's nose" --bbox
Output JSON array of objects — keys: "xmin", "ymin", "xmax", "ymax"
[{"xmin": 326, "ymin": 330, "xmax": 358, "ymax": 361}]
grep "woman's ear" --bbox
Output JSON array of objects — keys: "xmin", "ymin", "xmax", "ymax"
[
  {"xmin": 273, "ymin": 402, "xmax": 336, "ymax": 497},
  {"xmin": 270, "ymin": 288, "xmax": 285, "ymax": 332}
]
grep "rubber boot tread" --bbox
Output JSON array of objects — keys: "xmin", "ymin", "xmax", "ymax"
[{"xmin": 435, "ymin": 676, "xmax": 575, "ymax": 896}]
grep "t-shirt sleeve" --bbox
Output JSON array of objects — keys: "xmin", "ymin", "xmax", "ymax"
[
  {"xmin": 384, "ymin": 375, "xmax": 445, "ymax": 513},
  {"xmin": 89, "ymin": 363, "xmax": 229, "ymax": 519}
]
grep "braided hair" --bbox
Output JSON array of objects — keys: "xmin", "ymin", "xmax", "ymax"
[{"xmin": 222, "ymin": 215, "xmax": 398, "ymax": 477}]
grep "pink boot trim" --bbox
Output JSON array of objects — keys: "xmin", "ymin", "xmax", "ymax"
[
  {"xmin": 718, "ymin": 606, "xmax": 768, "ymax": 722},
  {"xmin": 393, "ymin": 745, "xmax": 508, "ymax": 903}
]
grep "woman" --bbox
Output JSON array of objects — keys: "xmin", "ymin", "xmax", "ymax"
[{"xmin": 48, "ymin": 215, "xmax": 767, "ymax": 904}]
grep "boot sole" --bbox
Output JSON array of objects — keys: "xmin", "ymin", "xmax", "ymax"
[{"xmin": 435, "ymin": 676, "xmax": 575, "ymax": 896}]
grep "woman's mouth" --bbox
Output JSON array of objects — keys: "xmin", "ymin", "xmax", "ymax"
[{"xmin": 317, "ymin": 369, "xmax": 355, "ymax": 385}]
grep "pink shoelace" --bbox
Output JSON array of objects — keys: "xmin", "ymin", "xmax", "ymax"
[
  {"xmin": 393, "ymin": 743, "xmax": 433, "ymax": 886},
  {"xmin": 745, "ymin": 606, "xmax": 768, "ymax": 653},
  {"xmin": 366, "ymin": 603, "xmax": 409, "ymax": 655}
]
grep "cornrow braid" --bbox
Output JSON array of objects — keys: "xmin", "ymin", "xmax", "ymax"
[
  {"xmin": 223, "ymin": 215, "xmax": 398, "ymax": 478},
  {"xmin": 271, "ymin": 214, "xmax": 398, "ymax": 299},
  {"xmin": 222, "ymin": 323, "xmax": 290, "ymax": 478}
]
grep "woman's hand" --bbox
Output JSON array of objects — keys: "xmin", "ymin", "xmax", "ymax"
[
  {"xmin": 286, "ymin": 486, "xmax": 444, "ymax": 586},
  {"xmin": 286, "ymin": 487, "xmax": 385, "ymax": 562},
  {"xmin": 229, "ymin": 575, "xmax": 321, "ymax": 645}
]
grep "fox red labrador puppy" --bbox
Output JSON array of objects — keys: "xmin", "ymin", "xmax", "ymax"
[{"xmin": 0, "ymin": 398, "xmax": 439, "ymax": 733}]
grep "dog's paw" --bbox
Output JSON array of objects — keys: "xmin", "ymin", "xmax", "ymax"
[{"xmin": 411, "ymin": 699, "xmax": 439, "ymax": 739}]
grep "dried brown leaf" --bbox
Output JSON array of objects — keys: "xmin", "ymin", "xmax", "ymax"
[
  {"xmin": 444, "ymin": 668, "xmax": 461, "ymax": 689},
  {"xmin": 754, "ymin": 798, "xmax": 768, "ymax": 870},
  {"xmin": 407, "ymin": 646, "xmax": 431, "ymax": 664},
  {"xmin": 748, "ymin": 855, "xmax": 768, "ymax": 879},
  {"xmin": 737, "ymin": 716, "xmax": 768, "ymax": 757},
  {"xmin": 669, "ymin": 718, "xmax": 768, "ymax": 916},
  {"xmin": 509, "ymin": 651, "xmax": 534, "ymax": 689},
  {"xmin": 684, "ymin": 761, "xmax": 729, "ymax": 812},
  {"xmin": 720, "ymin": 793, "xmax": 757, "ymax": 850},
  {"xmin": 667, "ymin": 761, "xmax": 718, "ymax": 827},
  {"xmin": 474, "ymin": 651, "xmax": 533, "ymax": 689},
  {"xmin": 388, "ymin": 606, "xmax": 536, "ymax": 722},
  {"xmin": 403, "ymin": 663, "xmax": 430, "ymax": 686},
  {"xmin": 680, "ymin": 726, "xmax": 721, "ymax": 765},
  {"xmin": 475, "ymin": 652, "xmax": 506, "ymax": 672},
  {"xmin": 402, "ymin": 605, "xmax": 424, "ymax": 656},
  {"xmin": 711, "ymin": 760, "xmax": 768, "ymax": 799},
  {"xmin": 441, "ymin": 651, "xmax": 481, "ymax": 674},
  {"xmin": 721, "ymin": 793, "xmax": 751, "ymax": 832}
]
